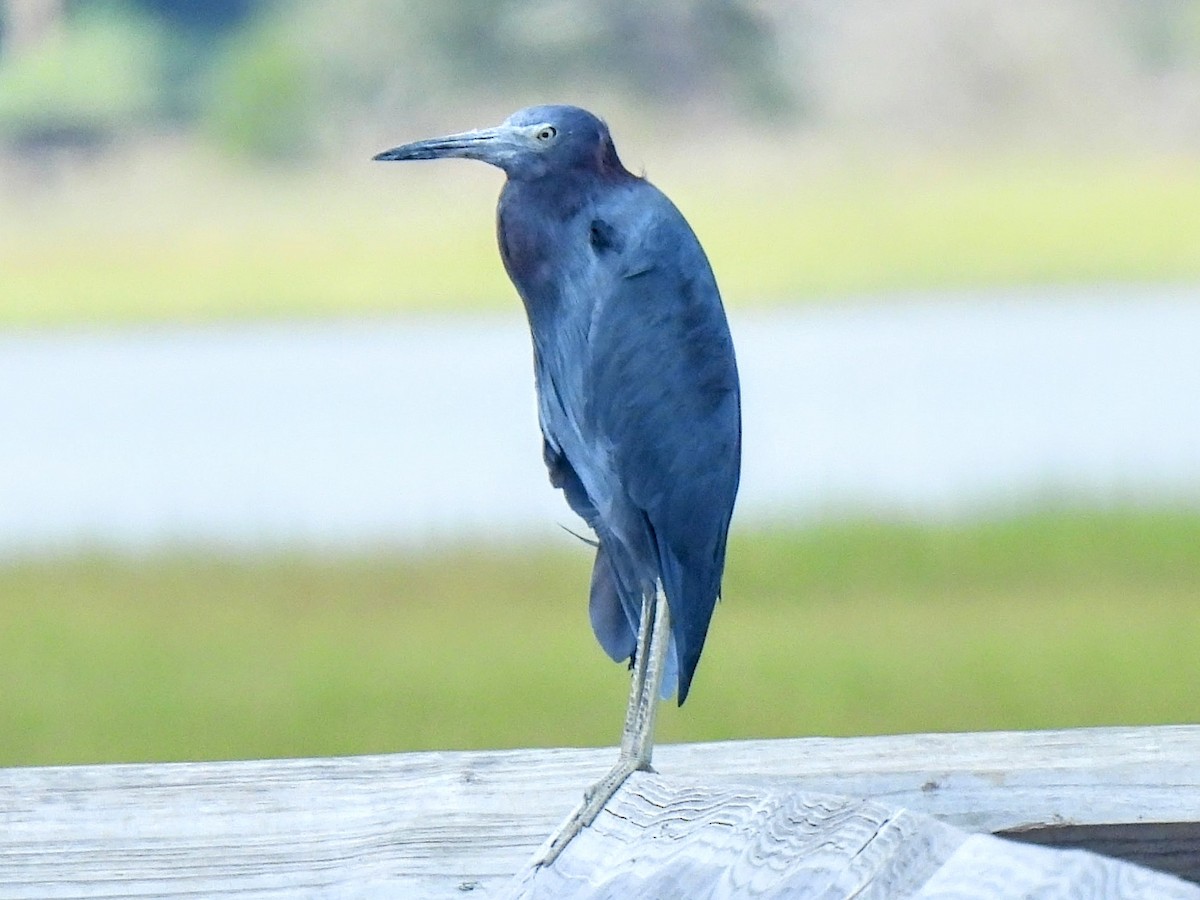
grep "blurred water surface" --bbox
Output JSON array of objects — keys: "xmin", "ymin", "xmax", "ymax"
[{"xmin": 1, "ymin": 287, "xmax": 1198, "ymax": 555}]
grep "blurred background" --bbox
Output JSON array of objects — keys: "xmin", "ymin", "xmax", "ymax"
[{"xmin": 1, "ymin": 0, "xmax": 1199, "ymax": 766}]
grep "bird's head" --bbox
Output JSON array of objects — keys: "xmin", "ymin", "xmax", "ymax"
[{"xmin": 374, "ymin": 105, "xmax": 627, "ymax": 181}]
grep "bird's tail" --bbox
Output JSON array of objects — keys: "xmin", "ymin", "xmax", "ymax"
[{"xmin": 655, "ymin": 539, "xmax": 721, "ymax": 706}]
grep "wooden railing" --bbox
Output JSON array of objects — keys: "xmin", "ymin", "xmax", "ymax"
[{"xmin": 2, "ymin": 726, "xmax": 1198, "ymax": 897}]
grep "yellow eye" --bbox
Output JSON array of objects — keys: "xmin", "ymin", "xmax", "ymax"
[{"xmin": 535, "ymin": 126, "xmax": 558, "ymax": 142}]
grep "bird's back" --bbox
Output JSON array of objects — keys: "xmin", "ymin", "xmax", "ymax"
[{"xmin": 499, "ymin": 173, "xmax": 740, "ymax": 704}]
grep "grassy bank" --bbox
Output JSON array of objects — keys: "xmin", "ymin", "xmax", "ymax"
[
  {"xmin": 2, "ymin": 152, "xmax": 1198, "ymax": 325},
  {"xmin": 2, "ymin": 508, "xmax": 1197, "ymax": 767}
]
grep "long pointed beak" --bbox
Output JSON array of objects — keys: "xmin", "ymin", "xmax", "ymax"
[{"xmin": 373, "ymin": 125, "xmax": 519, "ymax": 165}]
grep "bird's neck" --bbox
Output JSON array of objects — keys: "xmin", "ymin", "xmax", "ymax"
[
  {"xmin": 498, "ymin": 177, "xmax": 589, "ymax": 288},
  {"xmin": 502, "ymin": 173, "xmax": 593, "ymax": 219}
]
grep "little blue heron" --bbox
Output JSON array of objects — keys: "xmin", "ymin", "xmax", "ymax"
[{"xmin": 375, "ymin": 105, "xmax": 740, "ymax": 864}]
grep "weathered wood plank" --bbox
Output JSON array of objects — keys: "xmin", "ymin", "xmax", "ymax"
[
  {"xmin": 0, "ymin": 726, "xmax": 1197, "ymax": 898},
  {"xmin": 502, "ymin": 775, "xmax": 1198, "ymax": 899},
  {"xmin": 653, "ymin": 725, "xmax": 1200, "ymax": 834}
]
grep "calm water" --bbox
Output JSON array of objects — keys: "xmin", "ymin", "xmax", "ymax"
[{"xmin": 2, "ymin": 287, "xmax": 1198, "ymax": 554}]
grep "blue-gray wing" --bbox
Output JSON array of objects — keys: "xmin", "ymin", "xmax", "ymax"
[{"xmin": 582, "ymin": 195, "xmax": 741, "ymax": 703}]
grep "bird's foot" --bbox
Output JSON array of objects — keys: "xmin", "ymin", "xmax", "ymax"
[{"xmin": 535, "ymin": 754, "xmax": 652, "ymax": 868}]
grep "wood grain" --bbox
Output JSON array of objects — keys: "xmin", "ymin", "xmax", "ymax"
[{"xmin": 505, "ymin": 775, "xmax": 1198, "ymax": 899}]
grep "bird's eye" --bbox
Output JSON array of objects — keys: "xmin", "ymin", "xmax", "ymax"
[{"xmin": 535, "ymin": 126, "xmax": 558, "ymax": 142}]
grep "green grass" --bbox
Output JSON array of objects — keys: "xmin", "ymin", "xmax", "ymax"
[
  {"xmin": 683, "ymin": 155, "xmax": 1200, "ymax": 301},
  {"xmin": 2, "ymin": 152, "xmax": 1198, "ymax": 325},
  {"xmin": 2, "ymin": 508, "xmax": 1197, "ymax": 767}
]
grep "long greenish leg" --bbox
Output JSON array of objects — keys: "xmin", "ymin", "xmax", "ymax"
[
  {"xmin": 621, "ymin": 581, "xmax": 671, "ymax": 765},
  {"xmin": 535, "ymin": 581, "xmax": 671, "ymax": 867}
]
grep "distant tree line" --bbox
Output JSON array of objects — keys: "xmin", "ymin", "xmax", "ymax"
[{"xmin": 0, "ymin": 0, "xmax": 1196, "ymax": 162}]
